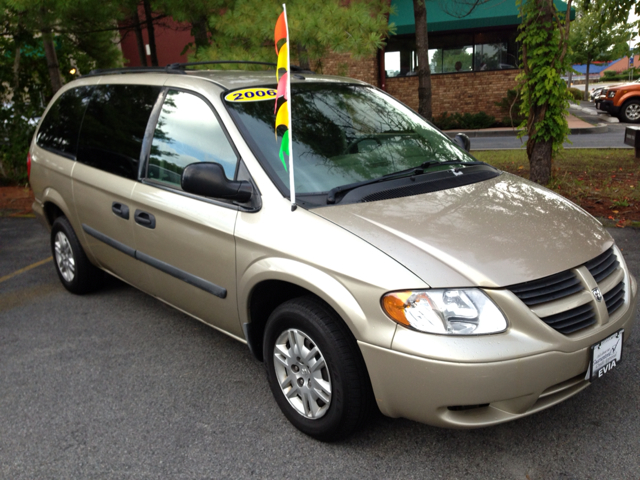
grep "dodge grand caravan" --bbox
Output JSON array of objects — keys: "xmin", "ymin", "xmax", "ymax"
[{"xmin": 28, "ymin": 65, "xmax": 638, "ymax": 441}]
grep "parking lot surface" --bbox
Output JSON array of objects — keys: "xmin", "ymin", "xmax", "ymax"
[{"xmin": 1, "ymin": 217, "xmax": 639, "ymax": 479}]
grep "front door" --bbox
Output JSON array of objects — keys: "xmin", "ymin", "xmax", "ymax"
[{"xmin": 130, "ymin": 88, "xmax": 243, "ymax": 338}]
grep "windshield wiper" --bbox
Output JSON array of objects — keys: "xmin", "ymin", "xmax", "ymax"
[{"xmin": 326, "ymin": 160, "xmax": 487, "ymax": 204}]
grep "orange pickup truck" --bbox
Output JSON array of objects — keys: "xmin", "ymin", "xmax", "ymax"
[{"xmin": 597, "ymin": 80, "xmax": 640, "ymax": 123}]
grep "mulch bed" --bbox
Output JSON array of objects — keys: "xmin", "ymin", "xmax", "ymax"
[{"xmin": 0, "ymin": 186, "xmax": 35, "ymax": 217}]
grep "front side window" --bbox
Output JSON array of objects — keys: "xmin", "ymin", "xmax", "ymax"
[
  {"xmin": 147, "ymin": 90, "xmax": 237, "ymax": 188},
  {"xmin": 226, "ymin": 83, "xmax": 476, "ymax": 196},
  {"xmin": 77, "ymin": 84, "xmax": 161, "ymax": 180},
  {"xmin": 36, "ymin": 87, "xmax": 92, "ymax": 157}
]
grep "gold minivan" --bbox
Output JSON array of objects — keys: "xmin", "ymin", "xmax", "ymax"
[{"xmin": 29, "ymin": 66, "xmax": 637, "ymax": 441}]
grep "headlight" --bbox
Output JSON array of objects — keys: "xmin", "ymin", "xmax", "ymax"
[
  {"xmin": 382, "ymin": 289, "xmax": 507, "ymax": 335},
  {"xmin": 608, "ymin": 91, "xmax": 616, "ymax": 98}
]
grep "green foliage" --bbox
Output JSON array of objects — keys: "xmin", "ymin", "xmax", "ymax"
[
  {"xmin": 0, "ymin": 0, "xmax": 126, "ymax": 183},
  {"xmin": 584, "ymin": 0, "xmax": 640, "ymax": 53},
  {"xmin": 433, "ymin": 111, "xmax": 497, "ymax": 130},
  {"xmin": 516, "ymin": 0, "xmax": 573, "ymax": 156},
  {"xmin": 569, "ymin": 0, "xmax": 632, "ymax": 67},
  {"xmin": 0, "ymin": 103, "xmax": 38, "ymax": 184},
  {"xmin": 603, "ymin": 70, "xmax": 617, "ymax": 78},
  {"xmin": 196, "ymin": 0, "xmax": 393, "ymax": 67},
  {"xmin": 568, "ymin": 87, "xmax": 583, "ymax": 100},
  {"xmin": 495, "ymin": 89, "xmax": 526, "ymax": 127}
]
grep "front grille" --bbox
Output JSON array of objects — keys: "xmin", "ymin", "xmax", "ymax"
[
  {"xmin": 585, "ymin": 247, "xmax": 619, "ymax": 283},
  {"xmin": 507, "ymin": 247, "xmax": 626, "ymax": 336},
  {"xmin": 509, "ymin": 270, "xmax": 582, "ymax": 306},
  {"xmin": 538, "ymin": 303, "xmax": 596, "ymax": 334},
  {"xmin": 604, "ymin": 280, "xmax": 625, "ymax": 315}
]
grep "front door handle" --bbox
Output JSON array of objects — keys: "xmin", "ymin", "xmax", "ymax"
[
  {"xmin": 134, "ymin": 210, "xmax": 156, "ymax": 229},
  {"xmin": 112, "ymin": 202, "xmax": 130, "ymax": 220}
]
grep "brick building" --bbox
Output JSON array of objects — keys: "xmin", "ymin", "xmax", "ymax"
[{"xmin": 118, "ymin": 0, "xmax": 573, "ymax": 120}]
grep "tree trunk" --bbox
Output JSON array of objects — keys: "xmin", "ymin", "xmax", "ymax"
[
  {"xmin": 584, "ymin": 59, "xmax": 590, "ymax": 101},
  {"xmin": 143, "ymin": 0, "xmax": 159, "ymax": 66},
  {"xmin": 528, "ymin": 138, "xmax": 553, "ymax": 184},
  {"xmin": 413, "ymin": 0, "xmax": 432, "ymax": 120},
  {"xmin": 296, "ymin": 43, "xmax": 310, "ymax": 70},
  {"xmin": 132, "ymin": 9, "xmax": 147, "ymax": 66},
  {"xmin": 192, "ymin": 15, "xmax": 210, "ymax": 51},
  {"xmin": 41, "ymin": 29, "xmax": 63, "ymax": 94},
  {"xmin": 13, "ymin": 44, "xmax": 21, "ymax": 93}
]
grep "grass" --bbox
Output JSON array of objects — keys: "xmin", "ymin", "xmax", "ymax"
[{"xmin": 472, "ymin": 149, "xmax": 640, "ymax": 226}]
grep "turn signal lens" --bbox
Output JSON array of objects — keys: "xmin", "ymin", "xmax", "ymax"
[{"xmin": 381, "ymin": 289, "xmax": 507, "ymax": 335}]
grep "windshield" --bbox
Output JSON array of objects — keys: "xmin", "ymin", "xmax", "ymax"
[{"xmin": 225, "ymin": 83, "xmax": 477, "ymax": 195}]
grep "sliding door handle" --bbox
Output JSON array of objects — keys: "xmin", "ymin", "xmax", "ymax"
[
  {"xmin": 111, "ymin": 202, "xmax": 130, "ymax": 220},
  {"xmin": 134, "ymin": 210, "xmax": 156, "ymax": 229}
]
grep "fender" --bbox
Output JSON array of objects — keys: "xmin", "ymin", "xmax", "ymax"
[
  {"xmin": 618, "ymin": 91, "xmax": 640, "ymax": 107},
  {"xmin": 238, "ymin": 257, "xmax": 396, "ymax": 349},
  {"xmin": 40, "ymin": 186, "xmax": 99, "ymax": 265}
]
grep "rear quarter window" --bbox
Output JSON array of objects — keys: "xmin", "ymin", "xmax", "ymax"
[
  {"xmin": 36, "ymin": 86, "xmax": 92, "ymax": 158},
  {"xmin": 77, "ymin": 84, "xmax": 161, "ymax": 180}
]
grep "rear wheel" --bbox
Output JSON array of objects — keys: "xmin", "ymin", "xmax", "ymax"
[
  {"xmin": 263, "ymin": 296, "xmax": 374, "ymax": 441},
  {"xmin": 51, "ymin": 216, "xmax": 103, "ymax": 294},
  {"xmin": 620, "ymin": 99, "xmax": 640, "ymax": 123}
]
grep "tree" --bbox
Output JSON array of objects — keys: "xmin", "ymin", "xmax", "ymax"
[
  {"xmin": 517, "ymin": 0, "xmax": 573, "ymax": 185},
  {"xmin": 585, "ymin": 0, "xmax": 640, "ymax": 49},
  {"xmin": 196, "ymin": 0, "xmax": 391, "ymax": 69},
  {"xmin": 569, "ymin": 0, "xmax": 632, "ymax": 100},
  {"xmin": 0, "ymin": 0, "xmax": 125, "ymax": 183}
]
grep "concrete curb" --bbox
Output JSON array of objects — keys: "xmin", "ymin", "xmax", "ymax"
[{"xmin": 445, "ymin": 123, "xmax": 609, "ymax": 138}]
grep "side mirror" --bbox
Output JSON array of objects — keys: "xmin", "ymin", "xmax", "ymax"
[
  {"xmin": 181, "ymin": 162, "xmax": 252, "ymax": 202},
  {"xmin": 453, "ymin": 133, "xmax": 471, "ymax": 152}
]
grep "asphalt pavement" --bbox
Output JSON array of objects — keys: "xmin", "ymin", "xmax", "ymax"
[{"xmin": 1, "ymin": 217, "xmax": 639, "ymax": 479}]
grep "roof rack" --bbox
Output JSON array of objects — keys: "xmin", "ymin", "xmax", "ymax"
[
  {"xmin": 84, "ymin": 61, "xmax": 314, "ymax": 78},
  {"xmin": 166, "ymin": 60, "xmax": 313, "ymax": 73},
  {"xmin": 84, "ymin": 66, "xmax": 186, "ymax": 77}
]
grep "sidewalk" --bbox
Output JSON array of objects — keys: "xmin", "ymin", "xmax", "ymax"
[{"xmin": 444, "ymin": 113, "xmax": 607, "ymax": 138}]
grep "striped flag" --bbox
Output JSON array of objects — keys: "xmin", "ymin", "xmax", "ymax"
[{"xmin": 274, "ymin": 5, "xmax": 296, "ymax": 210}]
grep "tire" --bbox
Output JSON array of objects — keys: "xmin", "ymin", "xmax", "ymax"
[
  {"xmin": 263, "ymin": 296, "xmax": 374, "ymax": 441},
  {"xmin": 51, "ymin": 216, "xmax": 103, "ymax": 294},
  {"xmin": 620, "ymin": 99, "xmax": 640, "ymax": 123}
]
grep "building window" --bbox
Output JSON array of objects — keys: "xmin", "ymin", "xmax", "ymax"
[{"xmin": 384, "ymin": 29, "xmax": 518, "ymax": 78}]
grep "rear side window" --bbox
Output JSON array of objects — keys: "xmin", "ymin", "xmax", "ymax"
[
  {"xmin": 36, "ymin": 87, "xmax": 92, "ymax": 157},
  {"xmin": 147, "ymin": 89, "xmax": 238, "ymax": 188},
  {"xmin": 77, "ymin": 84, "xmax": 161, "ymax": 180}
]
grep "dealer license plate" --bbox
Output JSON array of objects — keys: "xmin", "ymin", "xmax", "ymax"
[{"xmin": 586, "ymin": 329, "xmax": 624, "ymax": 381}]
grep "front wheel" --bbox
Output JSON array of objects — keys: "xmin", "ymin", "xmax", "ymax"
[
  {"xmin": 620, "ymin": 99, "xmax": 640, "ymax": 123},
  {"xmin": 51, "ymin": 216, "xmax": 103, "ymax": 294},
  {"xmin": 263, "ymin": 297, "xmax": 374, "ymax": 441}
]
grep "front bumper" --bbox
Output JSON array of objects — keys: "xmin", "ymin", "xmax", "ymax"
[
  {"xmin": 360, "ymin": 277, "xmax": 637, "ymax": 429},
  {"xmin": 598, "ymin": 100, "xmax": 621, "ymax": 116}
]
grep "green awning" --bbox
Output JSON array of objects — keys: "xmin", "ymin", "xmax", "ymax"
[{"xmin": 389, "ymin": 0, "xmax": 575, "ymax": 35}]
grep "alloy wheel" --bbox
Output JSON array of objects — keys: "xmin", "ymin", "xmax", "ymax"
[
  {"xmin": 272, "ymin": 328, "xmax": 332, "ymax": 419},
  {"xmin": 54, "ymin": 231, "xmax": 75, "ymax": 282}
]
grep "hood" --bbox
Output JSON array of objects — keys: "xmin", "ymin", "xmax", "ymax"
[{"xmin": 313, "ymin": 173, "xmax": 612, "ymax": 288}]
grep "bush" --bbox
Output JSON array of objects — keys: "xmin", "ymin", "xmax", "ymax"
[
  {"xmin": 603, "ymin": 70, "xmax": 617, "ymax": 79},
  {"xmin": 433, "ymin": 111, "xmax": 497, "ymax": 130},
  {"xmin": 568, "ymin": 87, "xmax": 583, "ymax": 101},
  {"xmin": 495, "ymin": 89, "xmax": 526, "ymax": 127},
  {"xmin": 0, "ymin": 103, "xmax": 39, "ymax": 185}
]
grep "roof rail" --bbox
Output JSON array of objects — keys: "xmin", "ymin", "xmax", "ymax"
[
  {"xmin": 83, "ymin": 61, "xmax": 315, "ymax": 78},
  {"xmin": 166, "ymin": 60, "xmax": 314, "ymax": 73},
  {"xmin": 84, "ymin": 66, "xmax": 186, "ymax": 77}
]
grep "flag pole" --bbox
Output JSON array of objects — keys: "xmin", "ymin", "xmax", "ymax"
[{"xmin": 282, "ymin": 4, "xmax": 296, "ymax": 211}]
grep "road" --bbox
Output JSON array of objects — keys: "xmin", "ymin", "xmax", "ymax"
[
  {"xmin": 1, "ymin": 216, "xmax": 639, "ymax": 479},
  {"xmin": 470, "ymin": 100, "xmax": 636, "ymax": 151}
]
